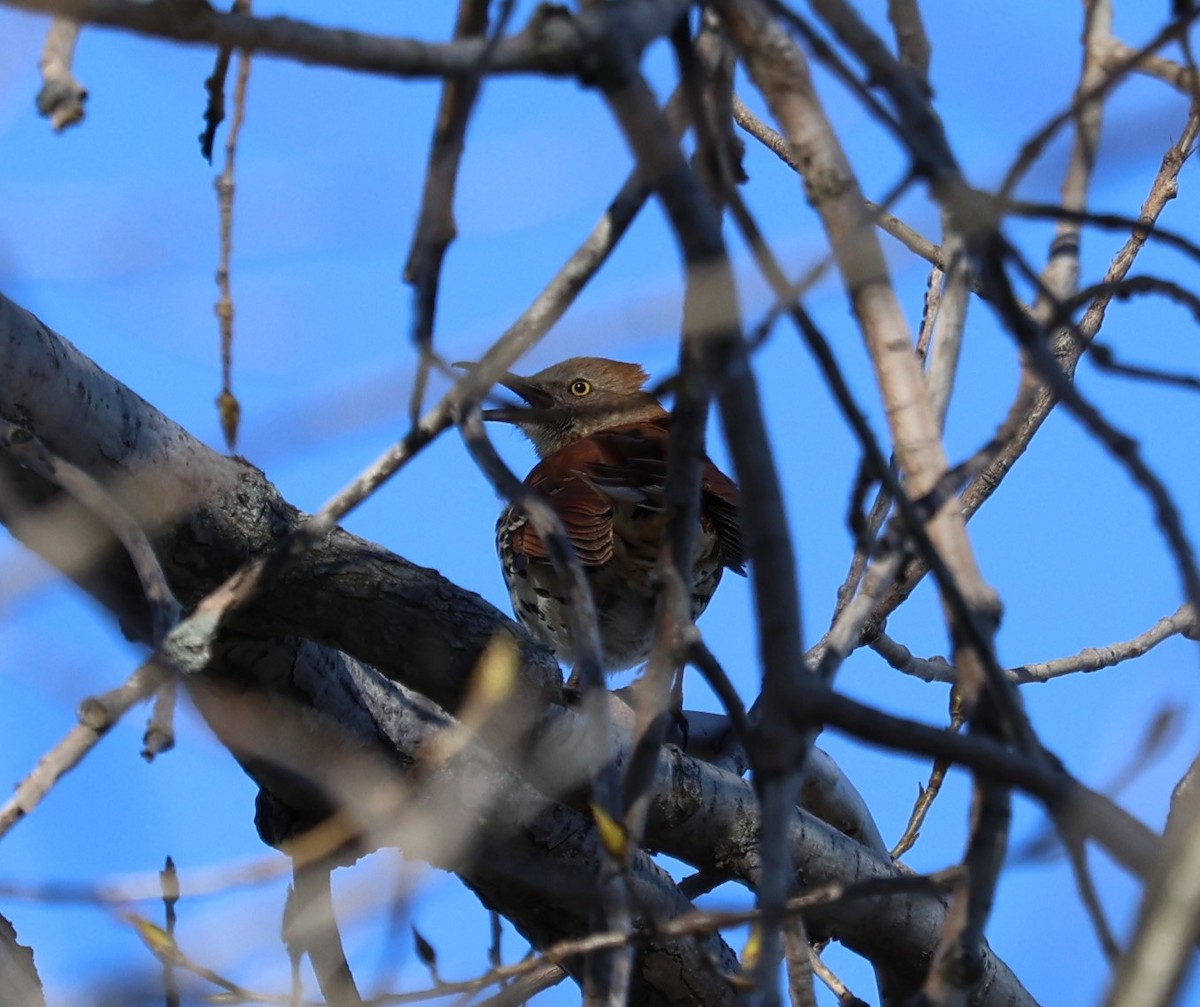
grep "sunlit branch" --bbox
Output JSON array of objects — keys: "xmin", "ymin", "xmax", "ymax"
[
  {"xmin": 874, "ymin": 603, "xmax": 1198, "ymax": 686},
  {"xmin": 1011, "ymin": 604, "xmax": 1198, "ymax": 684}
]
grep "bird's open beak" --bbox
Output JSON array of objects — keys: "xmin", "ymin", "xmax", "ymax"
[{"xmin": 453, "ymin": 361, "xmax": 553, "ymax": 423}]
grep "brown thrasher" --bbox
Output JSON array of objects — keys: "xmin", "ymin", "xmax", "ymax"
[{"xmin": 475, "ymin": 356, "xmax": 744, "ymax": 674}]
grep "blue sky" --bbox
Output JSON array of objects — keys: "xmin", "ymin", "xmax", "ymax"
[{"xmin": 2, "ymin": 2, "xmax": 1199, "ymax": 1004}]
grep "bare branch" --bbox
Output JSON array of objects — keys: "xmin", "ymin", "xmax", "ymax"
[
  {"xmin": 403, "ymin": 0, "xmax": 491, "ymax": 423},
  {"xmin": 999, "ymin": 8, "xmax": 1200, "ymax": 198},
  {"xmin": 877, "ymin": 604, "xmax": 1198, "ymax": 686},
  {"xmin": 213, "ymin": 41, "xmax": 250, "ymax": 450},
  {"xmin": 1005, "ymin": 197, "xmax": 1200, "ymax": 268},
  {"xmin": 1087, "ymin": 339, "xmax": 1200, "ymax": 392},
  {"xmin": 1095, "ymin": 36, "xmax": 1199, "ymax": 95},
  {"xmin": 1013, "ymin": 604, "xmax": 1198, "ymax": 684},
  {"xmin": 35, "ymin": 17, "xmax": 86, "ymax": 129},
  {"xmin": 1051, "ymin": 273, "xmax": 1200, "ymax": 332},
  {"xmin": 891, "ymin": 754, "xmax": 953, "ymax": 860},
  {"xmin": 919, "ymin": 776, "xmax": 1010, "ymax": 1004},
  {"xmin": 1060, "ymin": 833, "xmax": 1120, "ymax": 961},
  {"xmin": 198, "ymin": 0, "xmax": 251, "ymax": 162},
  {"xmin": 0, "ymin": 660, "xmax": 165, "ymax": 838},
  {"xmin": 3, "ymin": 0, "xmax": 682, "ymax": 80},
  {"xmin": 595, "ymin": 13, "xmax": 812, "ymax": 1001},
  {"xmin": 0, "ymin": 915, "xmax": 46, "ymax": 1007},
  {"xmin": 726, "ymin": 0, "xmax": 1008, "ymax": 720}
]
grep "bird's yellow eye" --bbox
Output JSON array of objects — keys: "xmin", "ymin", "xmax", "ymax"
[{"xmin": 569, "ymin": 379, "xmax": 592, "ymax": 397}]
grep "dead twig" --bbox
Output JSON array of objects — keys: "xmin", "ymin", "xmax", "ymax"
[{"xmin": 35, "ymin": 17, "xmax": 86, "ymax": 130}]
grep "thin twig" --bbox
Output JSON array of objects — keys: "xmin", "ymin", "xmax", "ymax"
[
  {"xmin": 1005, "ymin": 197, "xmax": 1200, "ymax": 268},
  {"xmin": 1060, "ymin": 830, "xmax": 1120, "ymax": 960},
  {"xmin": 213, "ymin": 42, "xmax": 252, "ymax": 450},
  {"xmin": 829, "ymin": 478, "xmax": 895, "ymax": 630},
  {"xmin": 0, "ymin": 660, "xmax": 166, "ymax": 838},
  {"xmin": 875, "ymin": 603, "xmax": 1198, "ymax": 686},
  {"xmin": 992, "ymin": 238, "xmax": 1200, "ymax": 623},
  {"xmin": 1013, "ymin": 604, "xmax": 1198, "ymax": 683},
  {"xmin": 685, "ymin": 635, "xmax": 753, "ymax": 749},
  {"xmin": 35, "ymin": 17, "xmax": 86, "ymax": 130},
  {"xmin": 925, "ymin": 232, "xmax": 969, "ymax": 432},
  {"xmin": 1050, "ymin": 273, "xmax": 1200, "ymax": 332},
  {"xmin": 808, "ymin": 945, "xmax": 869, "ymax": 1007},
  {"xmin": 890, "ymin": 757, "xmax": 952, "ymax": 860},
  {"xmin": 402, "ymin": 0, "xmax": 492, "ymax": 423},
  {"xmin": 160, "ymin": 856, "xmax": 180, "ymax": 1007},
  {"xmin": 891, "ymin": 713, "xmax": 964, "ymax": 864},
  {"xmin": 1087, "ymin": 340, "xmax": 1200, "ymax": 393},
  {"xmin": 1095, "ymin": 36, "xmax": 1199, "ymax": 96},
  {"xmin": 127, "ymin": 865, "xmax": 957, "ymax": 1007},
  {"xmin": 731, "ymin": 95, "xmax": 944, "ymax": 274},
  {"xmin": 0, "ymin": 852, "xmax": 292, "ymax": 905},
  {"xmin": 999, "ymin": 8, "xmax": 1200, "ymax": 198},
  {"xmin": 199, "ymin": 0, "xmax": 251, "ymax": 161},
  {"xmin": 799, "ymin": 684, "xmax": 1157, "ymax": 877}
]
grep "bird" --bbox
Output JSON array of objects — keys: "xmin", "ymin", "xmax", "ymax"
[{"xmin": 470, "ymin": 356, "xmax": 745, "ymax": 678}]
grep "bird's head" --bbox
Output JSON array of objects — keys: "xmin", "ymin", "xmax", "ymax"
[{"xmin": 458, "ymin": 357, "xmax": 668, "ymax": 457}]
